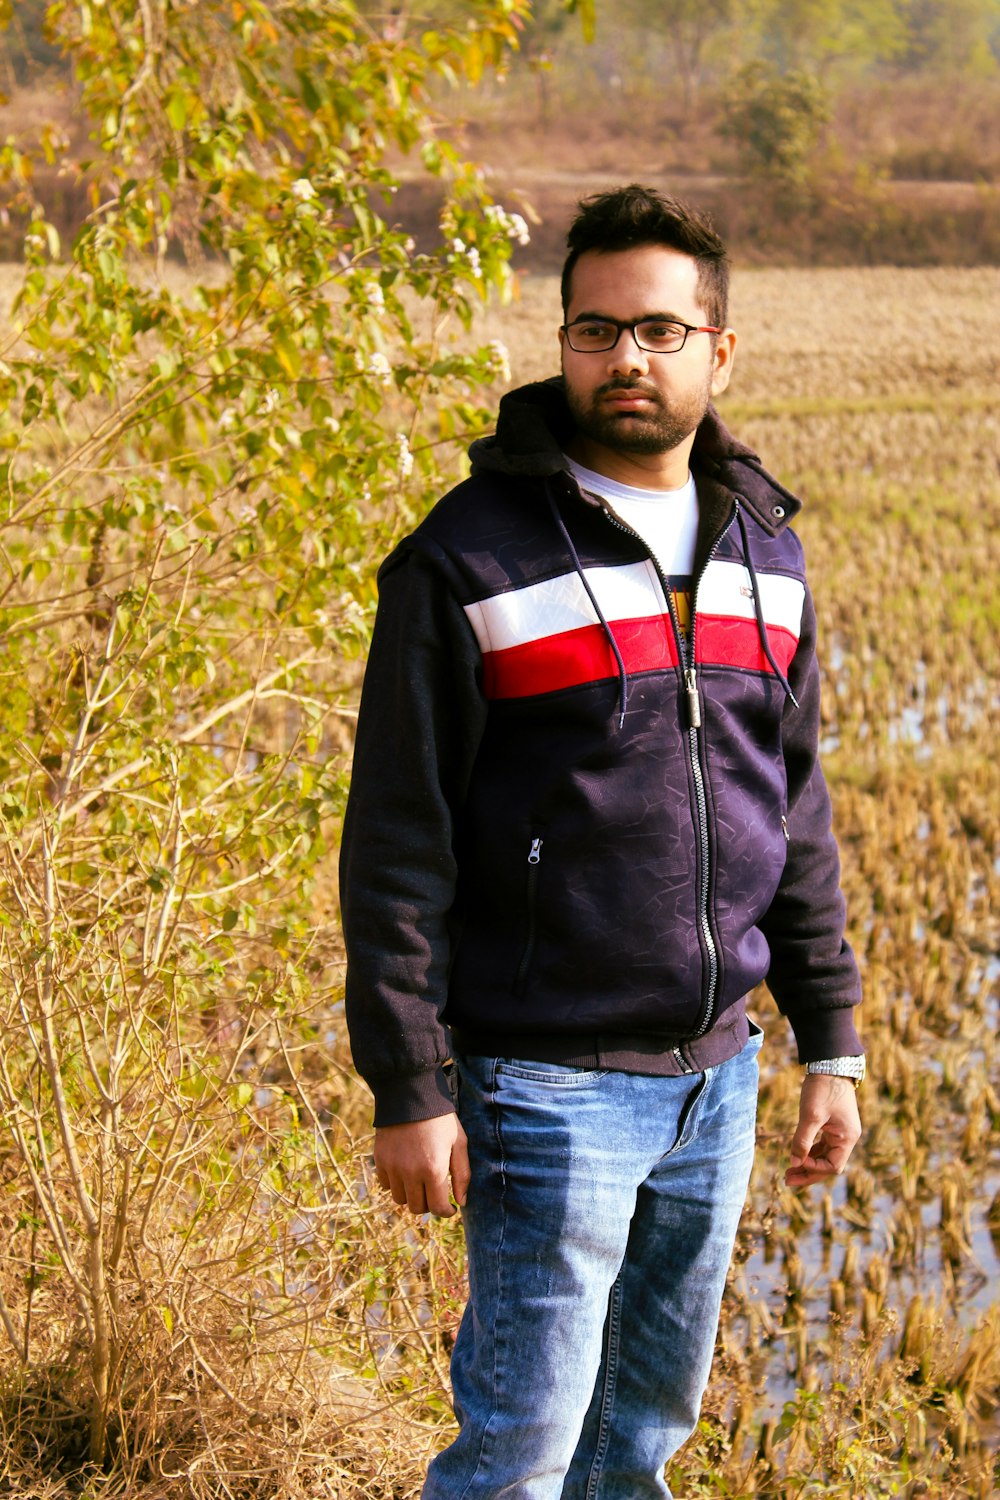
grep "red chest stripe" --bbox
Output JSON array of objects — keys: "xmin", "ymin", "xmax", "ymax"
[
  {"xmin": 482, "ymin": 615, "xmax": 680, "ymax": 699},
  {"xmin": 698, "ymin": 616, "xmax": 800, "ymax": 676}
]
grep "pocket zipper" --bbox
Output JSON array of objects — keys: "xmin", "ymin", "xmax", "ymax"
[{"xmin": 514, "ymin": 837, "xmax": 543, "ymax": 995}]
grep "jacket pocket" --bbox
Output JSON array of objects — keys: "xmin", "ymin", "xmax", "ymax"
[{"xmin": 513, "ymin": 835, "xmax": 543, "ymax": 996}]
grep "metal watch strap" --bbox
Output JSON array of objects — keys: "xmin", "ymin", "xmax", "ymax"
[{"xmin": 806, "ymin": 1055, "xmax": 866, "ymax": 1087}]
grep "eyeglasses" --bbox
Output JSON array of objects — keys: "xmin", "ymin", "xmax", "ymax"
[{"xmin": 561, "ymin": 317, "xmax": 721, "ymax": 354}]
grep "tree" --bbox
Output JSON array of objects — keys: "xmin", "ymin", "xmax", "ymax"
[
  {"xmin": 720, "ymin": 57, "xmax": 832, "ymax": 193},
  {"xmin": 0, "ymin": 0, "xmax": 65, "ymax": 81},
  {"xmin": 622, "ymin": 0, "xmax": 735, "ymax": 111},
  {"xmin": 902, "ymin": 0, "xmax": 1000, "ymax": 75},
  {"xmin": 749, "ymin": 0, "xmax": 908, "ymax": 75},
  {"xmin": 0, "ymin": 0, "xmax": 560, "ymax": 1484}
]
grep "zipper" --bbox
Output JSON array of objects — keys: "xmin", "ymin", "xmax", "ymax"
[
  {"xmin": 684, "ymin": 668, "xmax": 702, "ymax": 729},
  {"xmin": 514, "ymin": 836, "xmax": 543, "ymax": 995},
  {"xmin": 684, "ymin": 507, "xmax": 737, "ymax": 1039},
  {"xmin": 602, "ymin": 500, "xmax": 738, "ymax": 1043}
]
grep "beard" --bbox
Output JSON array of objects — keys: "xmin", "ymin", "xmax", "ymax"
[{"xmin": 563, "ymin": 374, "xmax": 712, "ymax": 456}]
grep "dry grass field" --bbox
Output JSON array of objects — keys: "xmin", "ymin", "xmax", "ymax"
[{"xmin": 0, "ymin": 261, "xmax": 997, "ymax": 1497}]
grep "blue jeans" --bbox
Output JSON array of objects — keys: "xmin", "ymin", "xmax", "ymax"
[{"xmin": 423, "ymin": 1026, "xmax": 763, "ymax": 1500}]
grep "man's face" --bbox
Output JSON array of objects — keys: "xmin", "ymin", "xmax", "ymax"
[{"xmin": 560, "ymin": 246, "xmax": 735, "ymax": 480}]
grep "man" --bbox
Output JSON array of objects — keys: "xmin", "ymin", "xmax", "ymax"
[{"xmin": 340, "ymin": 184, "xmax": 863, "ymax": 1499}]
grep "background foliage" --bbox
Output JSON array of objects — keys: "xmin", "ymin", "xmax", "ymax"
[{"xmin": 0, "ymin": 0, "xmax": 541, "ymax": 1487}]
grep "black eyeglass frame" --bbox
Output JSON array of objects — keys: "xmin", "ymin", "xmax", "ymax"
[{"xmin": 561, "ymin": 317, "xmax": 722, "ymax": 354}]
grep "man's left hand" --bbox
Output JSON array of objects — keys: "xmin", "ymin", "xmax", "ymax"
[{"xmin": 785, "ymin": 1073, "xmax": 862, "ymax": 1189}]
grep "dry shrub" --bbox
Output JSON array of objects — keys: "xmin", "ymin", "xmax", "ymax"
[{"xmin": 0, "ymin": 1016, "xmax": 464, "ymax": 1496}]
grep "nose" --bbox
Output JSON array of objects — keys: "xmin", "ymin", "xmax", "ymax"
[{"xmin": 607, "ymin": 327, "xmax": 649, "ymax": 377}]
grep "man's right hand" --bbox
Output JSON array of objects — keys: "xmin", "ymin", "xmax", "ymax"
[{"xmin": 373, "ymin": 1113, "xmax": 471, "ymax": 1218}]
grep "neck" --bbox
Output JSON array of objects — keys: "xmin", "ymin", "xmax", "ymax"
[{"xmin": 564, "ymin": 434, "xmax": 695, "ymax": 491}]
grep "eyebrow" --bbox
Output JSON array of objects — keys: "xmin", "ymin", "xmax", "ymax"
[{"xmin": 568, "ymin": 310, "xmax": 688, "ymax": 323}]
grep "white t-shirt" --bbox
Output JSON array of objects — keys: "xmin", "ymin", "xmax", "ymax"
[{"xmin": 565, "ymin": 457, "xmax": 698, "ymax": 632}]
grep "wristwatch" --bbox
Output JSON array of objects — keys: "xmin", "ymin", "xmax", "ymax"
[{"xmin": 806, "ymin": 1055, "xmax": 866, "ymax": 1088}]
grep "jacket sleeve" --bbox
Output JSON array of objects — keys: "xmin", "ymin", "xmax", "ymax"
[
  {"xmin": 758, "ymin": 583, "xmax": 863, "ymax": 1061},
  {"xmin": 339, "ymin": 541, "xmax": 489, "ymax": 1127}
]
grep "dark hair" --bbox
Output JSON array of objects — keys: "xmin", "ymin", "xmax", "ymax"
[{"xmin": 560, "ymin": 184, "xmax": 730, "ymax": 328}]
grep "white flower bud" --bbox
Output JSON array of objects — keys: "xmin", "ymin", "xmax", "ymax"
[
  {"xmin": 487, "ymin": 339, "xmax": 511, "ymax": 384},
  {"xmin": 367, "ymin": 352, "xmax": 392, "ymax": 387},
  {"xmin": 397, "ymin": 432, "xmax": 414, "ymax": 480}
]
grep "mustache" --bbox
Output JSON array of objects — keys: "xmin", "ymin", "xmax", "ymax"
[{"xmin": 595, "ymin": 378, "xmax": 662, "ymax": 402}]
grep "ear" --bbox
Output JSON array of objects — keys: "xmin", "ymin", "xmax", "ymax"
[{"xmin": 710, "ymin": 328, "xmax": 737, "ymax": 397}]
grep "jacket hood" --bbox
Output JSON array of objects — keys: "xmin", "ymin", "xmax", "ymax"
[{"xmin": 469, "ymin": 377, "xmax": 802, "ymax": 535}]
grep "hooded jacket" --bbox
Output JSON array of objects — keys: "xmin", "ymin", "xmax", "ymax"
[{"xmin": 340, "ymin": 380, "xmax": 862, "ymax": 1127}]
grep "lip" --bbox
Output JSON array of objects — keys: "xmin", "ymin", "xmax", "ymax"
[{"xmin": 603, "ymin": 390, "xmax": 656, "ymax": 409}]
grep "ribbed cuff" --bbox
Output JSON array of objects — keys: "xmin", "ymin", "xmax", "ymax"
[
  {"xmin": 788, "ymin": 1007, "xmax": 863, "ymax": 1065},
  {"xmin": 369, "ymin": 1065, "xmax": 455, "ymax": 1128}
]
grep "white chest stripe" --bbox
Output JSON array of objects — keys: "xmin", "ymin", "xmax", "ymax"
[
  {"xmin": 463, "ymin": 560, "xmax": 667, "ymax": 654},
  {"xmin": 463, "ymin": 557, "xmax": 804, "ymax": 654},
  {"xmin": 698, "ymin": 560, "xmax": 805, "ymax": 637}
]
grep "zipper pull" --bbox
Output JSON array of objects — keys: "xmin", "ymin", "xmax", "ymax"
[
  {"xmin": 781, "ymin": 815, "xmax": 789, "ymax": 842},
  {"xmin": 528, "ymin": 837, "xmax": 543, "ymax": 865},
  {"xmin": 684, "ymin": 668, "xmax": 702, "ymax": 730}
]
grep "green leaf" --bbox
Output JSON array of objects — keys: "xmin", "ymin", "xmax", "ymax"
[
  {"xmin": 165, "ymin": 88, "xmax": 190, "ymax": 132},
  {"xmin": 563, "ymin": 0, "xmax": 596, "ymax": 43},
  {"xmin": 274, "ymin": 330, "xmax": 301, "ymax": 379}
]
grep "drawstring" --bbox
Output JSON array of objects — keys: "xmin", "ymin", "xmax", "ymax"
[
  {"xmin": 545, "ymin": 483, "xmax": 796, "ymax": 723},
  {"xmin": 736, "ymin": 504, "xmax": 799, "ymax": 709},
  {"xmin": 546, "ymin": 483, "xmax": 629, "ymax": 728}
]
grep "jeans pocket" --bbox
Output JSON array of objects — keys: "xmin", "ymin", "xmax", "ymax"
[{"xmin": 495, "ymin": 1058, "xmax": 608, "ymax": 1087}]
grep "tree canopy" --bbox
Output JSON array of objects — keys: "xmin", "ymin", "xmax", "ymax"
[{"xmin": 0, "ymin": 0, "xmax": 551, "ymax": 1477}]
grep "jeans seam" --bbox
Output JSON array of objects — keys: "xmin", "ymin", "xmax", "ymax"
[
  {"xmin": 584, "ymin": 1271, "xmax": 624, "ymax": 1500},
  {"xmin": 454, "ymin": 1057, "xmax": 509, "ymax": 1500}
]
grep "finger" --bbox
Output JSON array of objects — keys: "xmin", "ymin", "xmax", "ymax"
[
  {"xmin": 451, "ymin": 1131, "xmax": 471, "ymax": 1208},
  {"xmin": 821, "ymin": 1137, "xmax": 858, "ymax": 1174},
  {"xmin": 805, "ymin": 1118, "xmax": 860, "ymax": 1166},
  {"xmin": 789, "ymin": 1117, "xmax": 822, "ymax": 1164},
  {"xmin": 785, "ymin": 1157, "xmax": 838, "ymax": 1188},
  {"xmin": 423, "ymin": 1172, "xmax": 457, "ymax": 1218},
  {"xmin": 786, "ymin": 1165, "xmax": 836, "ymax": 1189},
  {"xmin": 787, "ymin": 1126, "xmax": 858, "ymax": 1186},
  {"xmin": 405, "ymin": 1181, "xmax": 431, "ymax": 1216}
]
